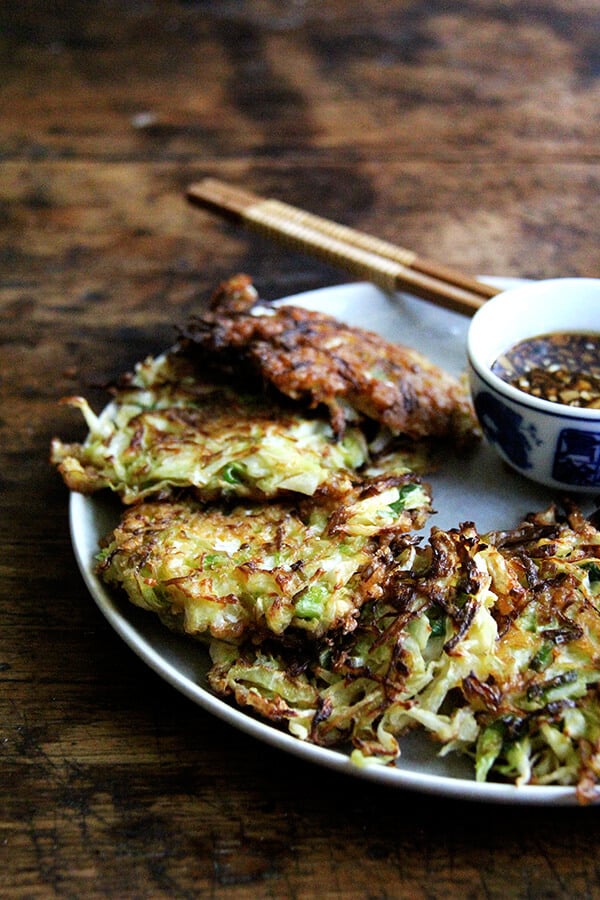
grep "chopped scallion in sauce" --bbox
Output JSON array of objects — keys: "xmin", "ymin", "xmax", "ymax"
[{"xmin": 491, "ymin": 332, "xmax": 600, "ymax": 408}]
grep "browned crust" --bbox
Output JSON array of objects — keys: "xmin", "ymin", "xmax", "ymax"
[{"xmin": 180, "ymin": 274, "xmax": 478, "ymax": 444}]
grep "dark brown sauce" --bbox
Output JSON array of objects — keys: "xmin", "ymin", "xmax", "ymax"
[{"xmin": 491, "ymin": 331, "xmax": 600, "ymax": 409}]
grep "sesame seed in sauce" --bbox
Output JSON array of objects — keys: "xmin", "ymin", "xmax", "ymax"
[{"xmin": 491, "ymin": 332, "xmax": 600, "ymax": 409}]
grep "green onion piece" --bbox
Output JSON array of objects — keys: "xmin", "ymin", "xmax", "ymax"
[
  {"xmin": 526, "ymin": 670, "xmax": 580, "ymax": 704},
  {"xmin": 221, "ymin": 462, "xmax": 245, "ymax": 484},
  {"xmin": 585, "ymin": 562, "xmax": 600, "ymax": 583},
  {"xmin": 475, "ymin": 721, "xmax": 504, "ymax": 782},
  {"xmin": 388, "ymin": 483, "xmax": 421, "ymax": 515},
  {"xmin": 295, "ymin": 585, "xmax": 328, "ymax": 619},
  {"xmin": 530, "ymin": 641, "xmax": 554, "ymax": 673},
  {"xmin": 428, "ymin": 608, "xmax": 447, "ymax": 637}
]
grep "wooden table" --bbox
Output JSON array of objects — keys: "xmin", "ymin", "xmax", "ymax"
[{"xmin": 2, "ymin": 2, "xmax": 599, "ymax": 896}]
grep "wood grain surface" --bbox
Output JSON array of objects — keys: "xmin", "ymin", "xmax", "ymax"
[{"xmin": 1, "ymin": 2, "xmax": 599, "ymax": 897}]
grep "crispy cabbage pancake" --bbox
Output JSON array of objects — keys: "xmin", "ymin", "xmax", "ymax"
[
  {"xmin": 50, "ymin": 276, "xmax": 600, "ymax": 801},
  {"xmin": 97, "ymin": 476, "xmax": 431, "ymax": 642},
  {"xmin": 208, "ymin": 503, "xmax": 600, "ymax": 802},
  {"xmin": 51, "ymin": 353, "xmax": 425, "ymax": 504},
  {"xmin": 179, "ymin": 274, "xmax": 479, "ymax": 444}
]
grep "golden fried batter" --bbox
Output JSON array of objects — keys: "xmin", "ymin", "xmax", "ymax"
[
  {"xmin": 180, "ymin": 274, "xmax": 478, "ymax": 444},
  {"xmin": 208, "ymin": 502, "xmax": 600, "ymax": 801},
  {"xmin": 98, "ymin": 475, "xmax": 431, "ymax": 643}
]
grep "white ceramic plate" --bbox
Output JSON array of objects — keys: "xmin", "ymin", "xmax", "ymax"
[{"xmin": 70, "ymin": 279, "xmax": 591, "ymax": 806}]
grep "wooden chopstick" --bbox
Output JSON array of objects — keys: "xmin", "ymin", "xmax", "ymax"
[{"xmin": 187, "ymin": 178, "xmax": 501, "ymax": 316}]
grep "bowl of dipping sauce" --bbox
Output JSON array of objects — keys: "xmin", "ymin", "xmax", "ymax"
[{"xmin": 467, "ymin": 278, "xmax": 600, "ymax": 493}]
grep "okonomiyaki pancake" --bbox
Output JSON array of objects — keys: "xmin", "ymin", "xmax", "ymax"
[
  {"xmin": 207, "ymin": 503, "xmax": 600, "ymax": 800},
  {"xmin": 97, "ymin": 476, "xmax": 431, "ymax": 643},
  {"xmin": 179, "ymin": 274, "xmax": 478, "ymax": 443},
  {"xmin": 51, "ymin": 352, "xmax": 420, "ymax": 505}
]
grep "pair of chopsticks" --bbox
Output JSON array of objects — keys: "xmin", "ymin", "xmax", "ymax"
[{"xmin": 187, "ymin": 178, "xmax": 500, "ymax": 317}]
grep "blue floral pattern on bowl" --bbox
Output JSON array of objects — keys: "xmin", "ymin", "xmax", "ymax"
[
  {"xmin": 474, "ymin": 391, "xmax": 539, "ymax": 470},
  {"xmin": 553, "ymin": 429, "xmax": 600, "ymax": 487}
]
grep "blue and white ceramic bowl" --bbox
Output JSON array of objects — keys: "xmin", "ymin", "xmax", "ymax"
[{"xmin": 467, "ymin": 278, "xmax": 600, "ymax": 494}]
